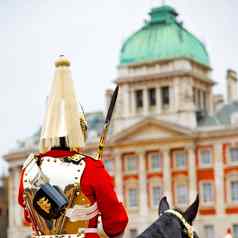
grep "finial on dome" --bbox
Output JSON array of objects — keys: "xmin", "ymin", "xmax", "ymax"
[
  {"xmin": 150, "ymin": 0, "xmax": 166, "ymax": 8},
  {"xmin": 149, "ymin": 5, "xmax": 178, "ymax": 24},
  {"xmin": 55, "ymin": 55, "xmax": 71, "ymax": 67}
]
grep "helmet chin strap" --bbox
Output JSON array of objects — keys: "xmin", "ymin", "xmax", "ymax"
[{"xmin": 165, "ymin": 210, "xmax": 194, "ymax": 238}]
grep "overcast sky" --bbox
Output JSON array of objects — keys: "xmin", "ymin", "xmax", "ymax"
[{"xmin": 0, "ymin": 0, "xmax": 237, "ymax": 173}]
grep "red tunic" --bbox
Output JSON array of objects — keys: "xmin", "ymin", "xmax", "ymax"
[{"xmin": 18, "ymin": 150, "xmax": 128, "ymax": 238}]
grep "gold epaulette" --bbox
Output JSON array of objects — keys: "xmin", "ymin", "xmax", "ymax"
[
  {"xmin": 71, "ymin": 151, "xmax": 98, "ymax": 161},
  {"xmin": 70, "ymin": 153, "xmax": 85, "ymax": 163}
]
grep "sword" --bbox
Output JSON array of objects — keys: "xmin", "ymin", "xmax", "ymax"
[{"xmin": 96, "ymin": 86, "xmax": 119, "ymax": 160}]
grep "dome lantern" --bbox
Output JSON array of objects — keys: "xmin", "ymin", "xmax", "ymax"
[{"xmin": 149, "ymin": 5, "xmax": 178, "ymax": 24}]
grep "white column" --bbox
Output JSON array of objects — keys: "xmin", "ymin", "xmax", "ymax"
[
  {"xmin": 114, "ymin": 152, "xmax": 123, "ymax": 202},
  {"xmin": 157, "ymin": 87, "xmax": 161, "ymax": 114},
  {"xmin": 214, "ymin": 143, "xmax": 225, "ymax": 215},
  {"xmin": 200, "ymin": 90, "xmax": 204, "ymax": 110},
  {"xmin": 8, "ymin": 168, "xmax": 15, "ymax": 229},
  {"xmin": 162, "ymin": 147, "xmax": 172, "ymax": 205},
  {"xmin": 14, "ymin": 167, "xmax": 22, "ymax": 226},
  {"xmin": 170, "ymin": 84, "xmax": 176, "ymax": 112},
  {"xmin": 131, "ymin": 89, "xmax": 136, "ymax": 116},
  {"xmin": 174, "ymin": 79, "xmax": 179, "ymax": 112},
  {"xmin": 187, "ymin": 145, "xmax": 197, "ymax": 203},
  {"xmin": 143, "ymin": 88, "xmax": 149, "ymax": 115},
  {"xmin": 123, "ymin": 85, "xmax": 130, "ymax": 118},
  {"xmin": 208, "ymin": 89, "xmax": 214, "ymax": 115},
  {"xmin": 137, "ymin": 150, "xmax": 148, "ymax": 231}
]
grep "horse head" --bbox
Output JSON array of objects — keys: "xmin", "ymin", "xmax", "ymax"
[{"xmin": 137, "ymin": 195, "xmax": 200, "ymax": 238}]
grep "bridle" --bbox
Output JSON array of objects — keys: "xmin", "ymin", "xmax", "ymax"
[{"xmin": 165, "ymin": 210, "xmax": 194, "ymax": 238}]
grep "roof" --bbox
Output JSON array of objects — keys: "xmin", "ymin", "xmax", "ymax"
[
  {"xmin": 86, "ymin": 111, "xmax": 105, "ymax": 142},
  {"xmin": 120, "ymin": 5, "xmax": 210, "ymax": 67},
  {"xmin": 198, "ymin": 101, "xmax": 238, "ymax": 127}
]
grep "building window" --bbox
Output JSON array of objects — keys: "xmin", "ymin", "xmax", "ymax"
[
  {"xmin": 193, "ymin": 87, "xmax": 196, "ymax": 104},
  {"xmin": 233, "ymin": 224, "xmax": 238, "ymax": 238},
  {"xmin": 198, "ymin": 90, "xmax": 202, "ymax": 110},
  {"xmin": 203, "ymin": 91, "xmax": 207, "ymax": 111},
  {"xmin": 161, "ymin": 86, "xmax": 170, "ymax": 109},
  {"xmin": 229, "ymin": 147, "xmax": 238, "ymax": 163},
  {"xmin": 128, "ymin": 188, "xmax": 138, "ymax": 208},
  {"xmin": 148, "ymin": 88, "xmax": 156, "ymax": 107},
  {"xmin": 125, "ymin": 156, "xmax": 138, "ymax": 172},
  {"xmin": 176, "ymin": 184, "xmax": 188, "ymax": 205},
  {"xmin": 199, "ymin": 149, "xmax": 212, "ymax": 167},
  {"xmin": 174, "ymin": 150, "xmax": 187, "ymax": 169},
  {"xmin": 152, "ymin": 186, "xmax": 162, "ymax": 208},
  {"xmin": 104, "ymin": 159, "xmax": 113, "ymax": 173},
  {"xmin": 204, "ymin": 225, "xmax": 215, "ymax": 238},
  {"xmin": 201, "ymin": 182, "xmax": 213, "ymax": 203},
  {"xmin": 135, "ymin": 90, "xmax": 143, "ymax": 109},
  {"xmin": 129, "ymin": 229, "xmax": 138, "ymax": 238},
  {"xmin": 231, "ymin": 181, "xmax": 238, "ymax": 202},
  {"xmin": 149, "ymin": 153, "xmax": 161, "ymax": 171}
]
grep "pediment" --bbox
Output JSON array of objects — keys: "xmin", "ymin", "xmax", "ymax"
[{"xmin": 111, "ymin": 117, "xmax": 193, "ymax": 144}]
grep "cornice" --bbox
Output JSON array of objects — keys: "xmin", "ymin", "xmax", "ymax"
[{"xmin": 115, "ymin": 70, "xmax": 215, "ymax": 86}]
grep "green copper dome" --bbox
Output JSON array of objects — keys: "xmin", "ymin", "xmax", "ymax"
[{"xmin": 120, "ymin": 5, "xmax": 210, "ymax": 66}]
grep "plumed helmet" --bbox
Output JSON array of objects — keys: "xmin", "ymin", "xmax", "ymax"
[{"xmin": 39, "ymin": 55, "xmax": 87, "ymax": 153}]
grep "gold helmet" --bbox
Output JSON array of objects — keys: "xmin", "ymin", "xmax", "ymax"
[{"xmin": 39, "ymin": 55, "xmax": 87, "ymax": 153}]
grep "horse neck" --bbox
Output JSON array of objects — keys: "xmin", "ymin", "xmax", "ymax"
[{"xmin": 136, "ymin": 219, "xmax": 164, "ymax": 238}]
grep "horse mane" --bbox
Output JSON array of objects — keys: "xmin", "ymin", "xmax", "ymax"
[
  {"xmin": 137, "ymin": 208, "xmax": 179, "ymax": 238},
  {"xmin": 173, "ymin": 207, "xmax": 184, "ymax": 215},
  {"xmin": 137, "ymin": 208, "xmax": 187, "ymax": 238},
  {"xmin": 137, "ymin": 195, "xmax": 200, "ymax": 238}
]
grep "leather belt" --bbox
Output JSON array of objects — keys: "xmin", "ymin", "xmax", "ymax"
[
  {"xmin": 33, "ymin": 235, "xmax": 82, "ymax": 238},
  {"xmin": 32, "ymin": 228, "xmax": 98, "ymax": 238}
]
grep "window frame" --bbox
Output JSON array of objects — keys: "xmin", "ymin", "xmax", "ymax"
[
  {"xmin": 161, "ymin": 86, "xmax": 170, "ymax": 110},
  {"xmin": 129, "ymin": 228, "xmax": 138, "ymax": 238},
  {"xmin": 204, "ymin": 224, "xmax": 215, "ymax": 238},
  {"xmin": 104, "ymin": 158, "xmax": 114, "ymax": 175},
  {"xmin": 173, "ymin": 149, "xmax": 187, "ymax": 170},
  {"xmin": 148, "ymin": 152, "xmax": 162, "ymax": 172},
  {"xmin": 233, "ymin": 224, "xmax": 238, "ymax": 238},
  {"xmin": 226, "ymin": 174, "xmax": 238, "ymax": 206},
  {"xmin": 151, "ymin": 185, "xmax": 162, "ymax": 208},
  {"xmin": 124, "ymin": 155, "xmax": 138, "ymax": 174},
  {"xmin": 175, "ymin": 182, "xmax": 189, "ymax": 206},
  {"xmin": 203, "ymin": 91, "xmax": 207, "ymax": 111},
  {"xmin": 200, "ymin": 181, "xmax": 214, "ymax": 206},
  {"xmin": 228, "ymin": 146, "xmax": 238, "ymax": 165},
  {"xmin": 148, "ymin": 88, "xmax": 157, "ymax": 107},
  {"xmin": 135, "ymin": 89, "xmax": 143, "ymax": 110},
  {"xmin": 230, "ymin": 180, "xmax": 238, "ymax": 203},
  {"xmin": 198, "ymin": 89, "xmax": 202, "ymax": 110},
  {"xmin": 126, "ymin": 185, "xmax": 139, "ymax": 210},
  {"xmin": 199, "ymin": 147, "xmax": 213, "ymax": 168}
]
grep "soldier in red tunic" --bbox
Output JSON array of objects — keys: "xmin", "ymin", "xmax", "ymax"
[{"xmin": 18, "ymin": 56, "xmax": 128, "ymax": 238}]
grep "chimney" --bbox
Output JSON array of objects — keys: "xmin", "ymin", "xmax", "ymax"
[
  {"xmin": 213, "ymin": 94, "xmax": 224, "ymax": 112},
  {"xmin": 227, "ymin": 69, "xmax": 238, "ymax": 103}
]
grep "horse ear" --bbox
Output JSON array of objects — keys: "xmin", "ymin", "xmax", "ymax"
[
  {"xmin": 184, "ymin": 194, "xmax": 199, "ymax": 224},
  {"xmin": 158, "ymin": 196, "xmax": 170, "ymax": 216}
]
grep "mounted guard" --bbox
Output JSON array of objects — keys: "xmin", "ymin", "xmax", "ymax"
[{"xmin": 18, "ymin": 56, "xmax": 128, "ymax": 238}]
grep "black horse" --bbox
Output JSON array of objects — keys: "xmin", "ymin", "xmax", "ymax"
[{"xmin": 137, "ymin": 195, "xmax": 199, "ymax": 238}]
